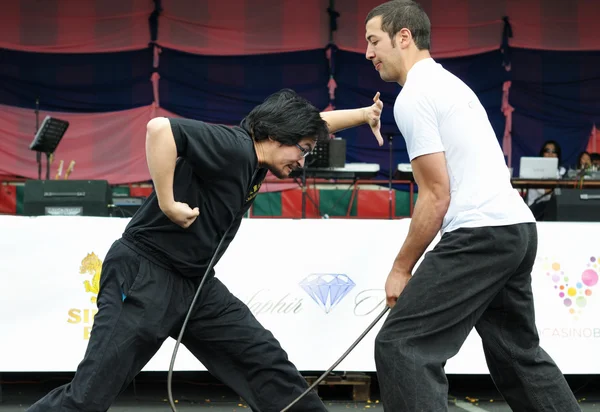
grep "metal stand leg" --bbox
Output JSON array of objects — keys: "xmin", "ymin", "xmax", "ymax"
[{"xmin": 388, "ymin": 134, "xmax": 393, "ymax": 219}]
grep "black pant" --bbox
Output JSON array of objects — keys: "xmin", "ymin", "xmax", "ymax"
[
  {"xmin": 375, "ymin": 223, "xmax": 581, "ymax": 412},
  {"xmin": 27, "ymin": 239, "xmax": 325, "ymax": 412}
]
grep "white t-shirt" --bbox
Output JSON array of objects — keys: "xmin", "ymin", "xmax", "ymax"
[{"xmin": 393, "ymin": 58, "xmax": 535, "ymax": 234}]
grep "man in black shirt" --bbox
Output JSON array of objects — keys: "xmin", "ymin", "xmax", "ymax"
[{"xmin": 27, "ymin": 89, "xmax": 384, "ymax": 412}]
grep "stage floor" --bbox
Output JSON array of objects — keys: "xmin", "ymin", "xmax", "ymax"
[
  {"xmin": 3, "ymin": 399, "xmax": 600, "ymax": 411},
  {"xmin": 1, "ymin": 373, "xmax": 598, "ymax": 411}
]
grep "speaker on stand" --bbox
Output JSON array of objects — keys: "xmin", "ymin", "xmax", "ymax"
[
  {"xmin": 545, "ymin": 188, "xmax": 600, "ymax": 221},
  {"xmin": 23, "ymin": 180, "xmax": 113, "ymax": 217}
]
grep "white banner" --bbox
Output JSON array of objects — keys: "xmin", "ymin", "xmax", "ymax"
[{"xmin": 0, "ymin": 216, "xmax": 598, "ymax": 374}]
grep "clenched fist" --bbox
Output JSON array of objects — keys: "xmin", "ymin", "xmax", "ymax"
[{"xmin": 160, "ymin": 201, "xmax": 200, "ymax": 228}]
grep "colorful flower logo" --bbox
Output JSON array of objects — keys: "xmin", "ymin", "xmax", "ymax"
[{"xmin": 542, "ymin": 256, "xmax": 598, "ymax": 320}]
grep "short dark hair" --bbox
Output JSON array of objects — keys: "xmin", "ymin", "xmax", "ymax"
[
  {"xmin": 365, "ymin": 1, "xmax": 431, "ymax": 50},
  {"xmin": 240, "ymin": 89, "xmax": 329, "ymax": 146},
  {"xmin": 540, "ymin": 140, "xmax": 562, "ymax": 164}
]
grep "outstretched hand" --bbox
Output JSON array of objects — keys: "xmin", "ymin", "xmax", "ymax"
[{"xmin": 364, "ymin": 92, "xmax": 384, "ymax": 146}]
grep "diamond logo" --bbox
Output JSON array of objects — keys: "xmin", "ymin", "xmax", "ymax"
[{"xmin": 299, "ymin": 274, "xmax": 355, "ymax": 314}]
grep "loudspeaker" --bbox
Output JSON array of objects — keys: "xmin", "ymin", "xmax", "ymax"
[
  {"xmin": 306, "ymin": 138, "xmax": 346, "ymax": 168},
  {"xmin": 545, "ymin": 188, "xmax": 600, "ymax": 222},
  {"xmin": 24, "ymin": 180, "xmax": 112, "ymax": 217},
  {"xmin": 110, "ymin": 196, "xmax": 146, "ymax": 217},
  {"xmin": 329, "ymin": 138, "xmax": 346, "ymax": 168}
]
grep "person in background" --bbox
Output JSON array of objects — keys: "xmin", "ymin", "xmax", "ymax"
[
  {"xmin": 591, "ymin": 153, "xmax": 600, "ymax": 169},
  {"xmin": 526, "ymin": 140, "xmax": 565, "ymax": 210},
  {"xmin": 577, "ymin": 151, "xmax": 592, "ymax": 170},
  {"xmin": 539, "ymin": 140, "xmax": 566, "ymax": 176}
]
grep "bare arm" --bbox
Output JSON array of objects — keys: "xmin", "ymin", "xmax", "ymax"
[
  {"xmin": 320, "ymin": 92, "xmax": 384, "ymax": 146},
  {"xmin": 145, "ymin": 117, "xmax": 199, "ymax": 228},
  {"xmin": 320, "ymin": 108, "xmax": 368, "ymax": 134},
  {"xmin": 392, "ymin": 152, "xmax": 450, "ymax": 274},
  {"xmin": 145, "ymin": 117, "xmax": 177, "ymax": 209}
]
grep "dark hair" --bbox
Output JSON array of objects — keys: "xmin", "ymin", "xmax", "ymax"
[
  {"xmin": 365, "ymin": 0, "xmax": 431, "ymax": 50},
  {"xmin": 240, "ymin": 89, "xmax": 329, "ymax": 146},
  {"xmin": 591, "ymin": 152, "xmax": 600, "ymax": 162},
  {"xmin": 577, "ymin": 151, "xmax": 591, "ymax": 168},
  {"xmin": 539, "ymin": 140, "xmax": 562, "ymax": 164}
]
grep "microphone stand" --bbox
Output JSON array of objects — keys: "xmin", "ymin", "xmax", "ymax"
[
  {"xmin": 296, "ymin": 156, "xmax": 323, "ymax": 219},
  {"xmin": 35, "ymin": 97, "xmax": 41, "ymax": 180},
  {"xmin": 301, "ymin": 165, "xmax": 307, "ymax": 219},
  {"xmin": 388, "ymin": 134, "xmax": 393, "ymax": 219}
]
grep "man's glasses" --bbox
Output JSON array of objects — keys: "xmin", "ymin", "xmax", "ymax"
[{"xmin": 295, "ymin": 143, "xmax": 315, "ymax": 158}]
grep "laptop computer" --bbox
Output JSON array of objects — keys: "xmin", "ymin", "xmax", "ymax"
[{"xmin": 519, "ymin": 157, "xmax": 559, "ymax": 179}]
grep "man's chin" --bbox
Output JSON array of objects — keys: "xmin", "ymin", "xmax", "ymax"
[
  {"xmin": 269, "ymin": 168, "xmax": 288, "ymax": 179},
  {"xmin": 379, "ymin": 73, "xmax": 394, "ymax": 82},
  {"xmin": 378, "ymin": 70, "xmax": 397, "ymax": 83}
]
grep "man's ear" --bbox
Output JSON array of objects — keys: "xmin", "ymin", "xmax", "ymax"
[{"xmin": 397, "ymin": 28, "xmax": 411, "ymax": 48}]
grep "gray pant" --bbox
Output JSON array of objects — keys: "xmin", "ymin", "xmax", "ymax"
[
  {"xmin": 26, "ymin": 239, "xmax": 325, "ymax": 412},
  {"xmin": 375, "ymin": 223, "xmax": 580, "ymax": 412}
]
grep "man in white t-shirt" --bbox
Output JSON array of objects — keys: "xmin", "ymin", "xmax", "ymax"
[{"xmin": 364, "ymin": 2, "xmax": 580, "ymax": 411}]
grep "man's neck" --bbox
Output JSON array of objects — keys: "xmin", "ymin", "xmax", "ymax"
[
  {"xmin": 399, "ymin": 50, "xmax": 432, "ymax": 86},
  {"xmin": 253, "ymin": 140, "xmax": 268, "ymax": 167}
]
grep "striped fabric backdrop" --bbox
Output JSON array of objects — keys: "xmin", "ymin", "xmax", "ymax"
[{"xmin": 0, "ymin": 0, "xmax": 598, "ymax": 190}]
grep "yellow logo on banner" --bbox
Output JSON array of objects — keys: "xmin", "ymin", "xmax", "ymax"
[
  {"xmin": 80, "ymin": 252, "xmax": 102, "ymax": 303},
  {"xmin": 67, "ymin": 252, "xmax": 103, "ymax": 340}
]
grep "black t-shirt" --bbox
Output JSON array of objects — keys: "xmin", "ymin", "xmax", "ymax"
[{"xmin": 122, "ymin": 118, "xmax": 267, "ymax": 278}]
